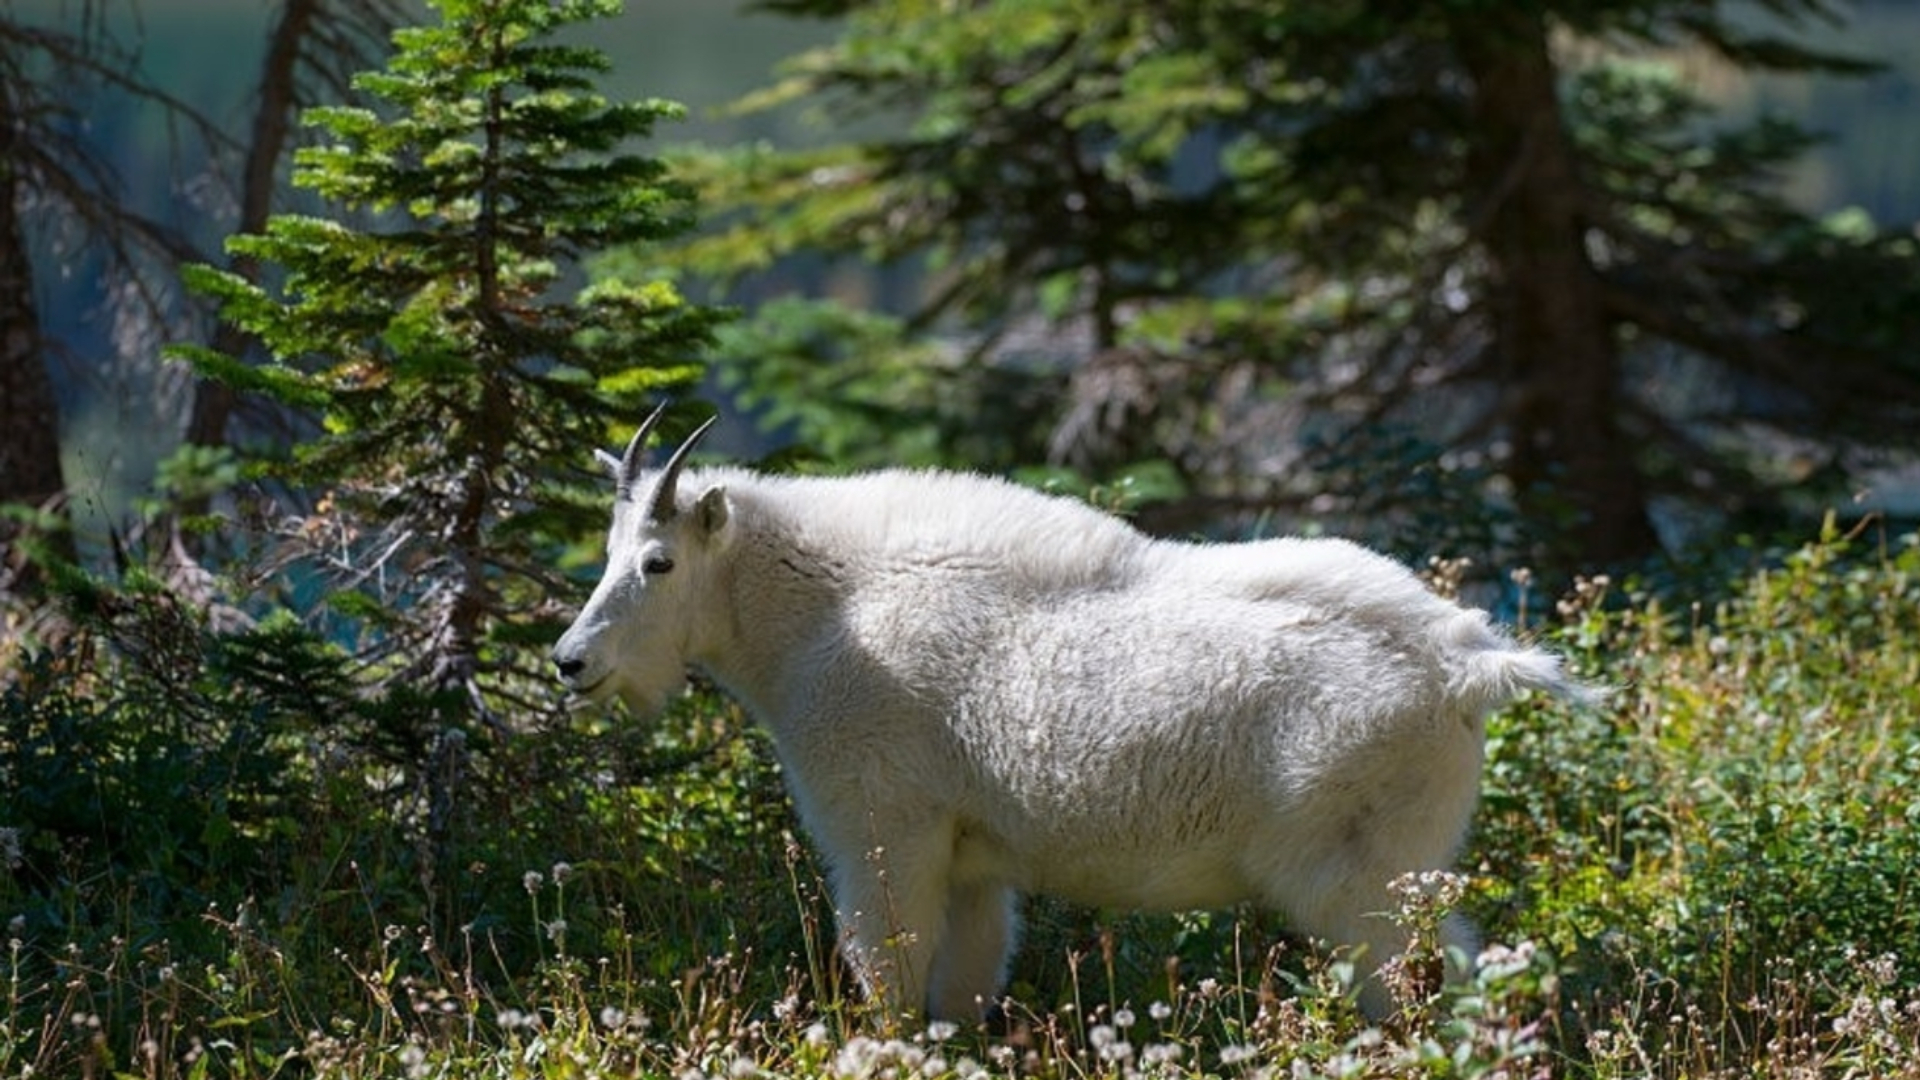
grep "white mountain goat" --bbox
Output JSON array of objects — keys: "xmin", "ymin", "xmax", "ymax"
[{"xmin": 552, "ymin": 407, "xmax": 1584, "ymax": 1021}]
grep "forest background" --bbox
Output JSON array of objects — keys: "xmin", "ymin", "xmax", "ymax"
[
  {"xmin": 18, "ymin": 0, "xmax": 1920, "ymax": 563},
  {"xmin": 5, "ymin": 1, "xmax": 1920, "ymax": 1077}
]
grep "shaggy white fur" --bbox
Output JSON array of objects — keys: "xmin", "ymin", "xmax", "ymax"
[{"xmin": 553, "ymin": 451, "xmax": 1583, "ymax": 1021}]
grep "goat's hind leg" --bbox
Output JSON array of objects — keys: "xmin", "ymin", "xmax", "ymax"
[{"xmin": 1278, "ymin": 847, "xmax": 1481, "ymax": 1018}]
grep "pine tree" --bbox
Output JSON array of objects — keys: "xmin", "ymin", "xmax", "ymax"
[
  {"xmin": 173, "ymin": 0, "xmax": 722, "ymax": 725},
  {"xmin": 681, "ymin": 0, "xmax": 1920, "ymax": 570}
]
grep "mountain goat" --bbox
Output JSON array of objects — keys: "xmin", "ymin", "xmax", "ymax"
[{"xmin": 552, "ymin": 407, "xmax": 1583, "ymax": 1021}]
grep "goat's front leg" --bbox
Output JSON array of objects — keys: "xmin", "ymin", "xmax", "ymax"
[
  {"xmin": 927, "ymin": 879, "xmax": 1017, "ymax": 1022},
  {"xmin": 830, "ymin": 826, "xmax": 955, "ymax": 1020}
]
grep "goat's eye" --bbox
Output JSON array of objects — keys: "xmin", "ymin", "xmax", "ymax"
[{"xmin": 642, "ymin": 555, "xmax": 676, "ymax": 575}]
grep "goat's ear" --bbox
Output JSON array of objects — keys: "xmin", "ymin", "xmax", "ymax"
[
  {"xmin": 593, "ymin": 448, "xmax": 622, "ymax": 477},
  {"xmin": 695, "ymin": 485, "xmax": 730, "ymax": 539}
]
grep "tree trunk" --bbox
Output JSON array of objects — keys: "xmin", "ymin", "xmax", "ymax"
[
  {"xmin": 183, "ymin": 0, "xmax": 321, "ymax": 454},
  {"xmin": 0, "ymin": 80, "xmax": 75, "ymax": 597},
  {"xmin": 1452, "ymin": 10, "xmax": 1661, "ymax": 569}
]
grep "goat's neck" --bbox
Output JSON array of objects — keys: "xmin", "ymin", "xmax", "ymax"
[{"xmin": 692, "ymin": 522, "xmax": 853, "ymax": 717}]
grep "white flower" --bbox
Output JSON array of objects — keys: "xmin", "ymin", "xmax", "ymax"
[
  {"xmin": 1142, "ymin": 1043, "xmax": 1184, "ymax": 1067},
  {"xmin": 1476, "ymin": 939, "xmax": 1538, "ymax": 980},
  {"xmin": 1220, "ymin": 1044, "xmax": 1260, "ymax": 1066}
]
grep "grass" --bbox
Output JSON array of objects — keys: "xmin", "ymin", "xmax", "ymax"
[{"xmin": 4, "ymin": 520, "xmax": 1920, "ymax": 1078}]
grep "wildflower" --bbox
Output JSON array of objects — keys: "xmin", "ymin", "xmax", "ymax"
[
  {"xmin": 894, "ymin": 1040, "xmax": 928, "ymax": 1071},
  {"xmin": 552, "ymin": 861, "xmax": 574, "ymax": 886},
  {"xmin": 1476, "ymin": 939, "xmax": 1539, "ymax": 980},
  {"xmin": 545, "ymin": 919, "xmax": 567, "ymax": 943},
  {"xmin": 1388, "ymin": 868, "xmax": 1466, "ymax": 910},
  {"xmin": 833, "ymin": 1034, "xmax": 883, "ymax": 1077},
  {"xmin": 924, "ymin": 1019, "xmax": 958, "ymax": 1043},
  {"xmin": 1149, "ymin": 1000, "xmax": 1173, "ymax": 1023},
  {"xmin": 1861, "ymin": 952, "xmax": 1899, "ymax": 987},
  {"xmin": 523, "ymin": 870, "xmax": 544, "ymax": 894},
  {"xmin": 1113, "ymin": 1007, "xmax": 1136, "ymax": 1028},
  {"xmin": 600, "ymin": 1006, "xmax": 627, "ymax": 1029},
  {"xmin": 1220, "ymin": 1044, "xmax": 1260, "ymax": 1066},
  {"xmin": 1142, "ymin": 1042, "xmax": 1184, "ymax": 1067}
]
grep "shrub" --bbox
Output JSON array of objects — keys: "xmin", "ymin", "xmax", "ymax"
[{"xmin": 1480, "ymin": 520, "xmax": 1920, "ymax": 1070}]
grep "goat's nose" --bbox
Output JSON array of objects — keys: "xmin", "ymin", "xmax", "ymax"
[{"xmin": 554, "ymin": 656, "xmax": 586, "ymax": 680}]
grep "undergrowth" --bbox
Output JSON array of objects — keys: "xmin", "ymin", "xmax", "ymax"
[{"xmin": 4, "ymin": 521, "xmax": 1919, "ymax": 1078}]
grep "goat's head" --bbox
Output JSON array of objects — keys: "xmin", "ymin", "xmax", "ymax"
[{"xmin": 551, "ymin": 405, "xmax": 731, "ymax": 717}]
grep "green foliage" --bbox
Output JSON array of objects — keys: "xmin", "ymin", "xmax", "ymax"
[
  {"xmin": 705, "ymin": 298, "xmax": 1060, "ymax": 473},
  {"xmin": 168, "ymin": 0, "xmax": 724, "ymax": 722},
  {"xmin": 1479, "ymin": 522, "xmax": 1920, "ymax": 1067},
  {"xmin": 667, "ymin": 0, "xmax": 1920, "ymax": 568},
  {"xmin": 1, "ymin": 574, "xmax": 808, "ymax": 1079}
]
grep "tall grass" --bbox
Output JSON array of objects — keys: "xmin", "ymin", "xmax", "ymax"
[{"xmin": 4, "ymin": 522, "xmax": 1919, "ymax": 1077}]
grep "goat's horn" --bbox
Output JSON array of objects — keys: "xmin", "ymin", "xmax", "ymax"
[
  {"xmin": 645, "ymin": 413, "xmax": 719, "ymax": 523},
  {"xmin": 614, "ymin": 401, "xmax": 672, "ymax": 501}
]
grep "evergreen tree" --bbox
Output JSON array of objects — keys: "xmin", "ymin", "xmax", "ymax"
[
  {"xmin": 174, "ymin": 0, "xmax": 721, "ymax": 725},
  {"xmin": 680, "ymin": 0, "xmax": 1920, "ymax": 570}
]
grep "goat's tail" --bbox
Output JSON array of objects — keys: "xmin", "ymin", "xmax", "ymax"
[{"xmin": 1440, "ymin": 609, "xmax": 1604, "ymax": 713}]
